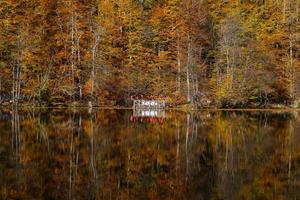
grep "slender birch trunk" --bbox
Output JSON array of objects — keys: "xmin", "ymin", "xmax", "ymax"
[
  {"xmin": 187, "ymin": 35, "xmax": 192, "ymax": 102},
  {"xmin": 70, "ymin": 0, "xmax": 76, "ymax": 102},
  {"xmin": 297, "ymin": 0, "xmax": 299, "ymax": 22},
  {"xmin": 177, "ymin": 31, "xmax": 181, "ymax": 92},
  {"xmin": 17, "ymin": 62, "xmax": 22, "ymax": 105},
  {"xmin": 91, "ymin": 35, "xmax": 100, "ymax": 101},
  {"xmin": 283, "ymin": 0, "xmax": 287, "ymax": 22},
  {"xmin": 289, "ymin": 35, "xmax": 294, "ymax": 98},
  {"xmin": 226, "ymin": 47, "xmax": 230, "ymax": 90},
  {"xmin": 12, "ymin": 65, "xmax": 15, "ymax": 105}
]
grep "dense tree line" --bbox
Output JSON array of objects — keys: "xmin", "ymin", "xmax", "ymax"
[{"xmin": 0, "ymin": 0, "xmax": 299, "ymax": 107}]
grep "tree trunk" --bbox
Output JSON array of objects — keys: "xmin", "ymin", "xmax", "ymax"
[
  {"xmin": 297, "ymin": 0, "xmax": 299, "ymax": 22},
  {"xmin": 91, "ymin": 32, "xmax": 100, "ymax": 104},
  {"xmin": 17, "ymin": 63, "xmax": 22, "ymax": 105},
  {"xmin": 91, "ymin": 45, "xmax": 97, "ymax": 100},
  {"xmin": 289, "ymin": 35, "xmax": 294, "ymax": 98},
  {"xmin": 187, "ymin": 35, "xmax": 192, "ymax": 102},
  {"xmin": 283, "ymin": 0, "xmax": 286, "ymax": 22},
  {"xmin": 70, "ymin": 1, "xmax": 76, "ymax": 102},
  {"xmin": 177, "ymin": 32, "xmax": 181, "ymax": 92},
  {"xmin": 226, "ymin": 47, "xmax": 231, "ymax": 90},
  {"xmin": 12, "ymin": 65, "xmax": 15, "ymax": 105}
]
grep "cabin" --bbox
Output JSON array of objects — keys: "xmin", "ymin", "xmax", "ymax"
[{"xmin": 133, "ymin": 99, "xmax": 165, "ymax": 109}]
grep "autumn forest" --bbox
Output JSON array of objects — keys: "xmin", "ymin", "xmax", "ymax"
[{"xmin": 0, "ymin": 0, "xmax": 300, "ymax": 108}]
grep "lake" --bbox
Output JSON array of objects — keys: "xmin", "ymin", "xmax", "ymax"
[{"xmin": 0, "ymin": 109, "xmax": 300, "ymax": 199}]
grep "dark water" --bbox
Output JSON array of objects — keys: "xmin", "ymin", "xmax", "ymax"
[{"xmin": 0, "ymin": 109, "xmax": 300, "ymax": 200}]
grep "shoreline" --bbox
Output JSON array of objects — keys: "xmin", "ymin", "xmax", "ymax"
[{"xmin": 0, "ymin": 104, "xmax": 299, "ymax": 112}]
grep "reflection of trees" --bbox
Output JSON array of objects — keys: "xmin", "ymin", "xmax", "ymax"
[
  {"xmin": 1, "ymin": 110, "xmax": 300, "ymax": 199},
  {"xmin": 11, "ymin": 110, "xmax": 20, "ymax": 160},
  {"xmin": 207, "ymin": 112, "xmax": 300, "ymax": 200}
]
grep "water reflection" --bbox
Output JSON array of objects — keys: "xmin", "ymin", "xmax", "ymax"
[
  {"xmin": 131, "ymin": 109, "xmax": 165, "ymax": 124},
  {"xmin": 132, "ymin": 109, "xmax": 165, "ymax": 118},
  {"xmin": 0, "ymin": 109, "xmax": 299, "ymax": 199}
]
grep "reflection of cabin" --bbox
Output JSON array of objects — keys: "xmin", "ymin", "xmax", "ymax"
[
  {"xmin": 133, "ymin": 109, "xmax": 165, "ymax": 118},
  {"xmin": 130, "ymin": 109, "xmax": 166, "ymax": 123},
  {"xmin": 133, "ymin": 100, "xmax": 165, "ymax": 109}
]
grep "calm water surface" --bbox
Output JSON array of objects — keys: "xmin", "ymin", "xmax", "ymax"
[{"xmin": 0, "ymin": 109, "xmax": 300, "ymax": 200}]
